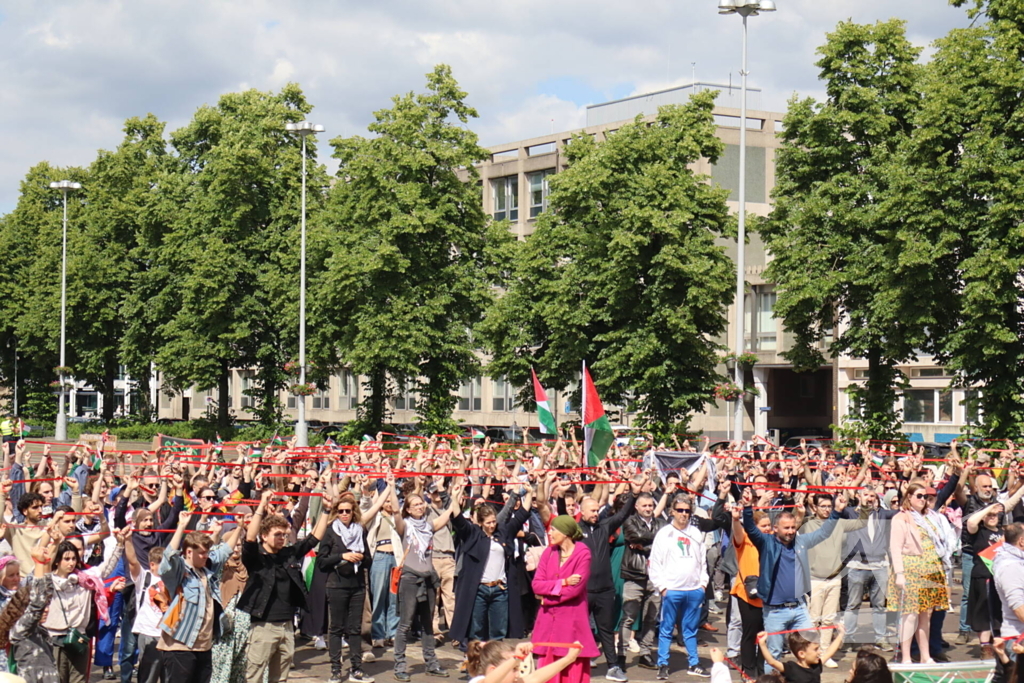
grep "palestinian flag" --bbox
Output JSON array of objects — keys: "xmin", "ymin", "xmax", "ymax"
[
  {"xmin": 302, "ymin": 548, "xmax": 317, "ymax": 591},
  {"xmin": 471, "ymin": 428, "xmax": 485, "ymax": 440},
  {"xmin": 979, "ymin": 540, "xmax": 1004, "ymax": 574},
  {"xmin": 531, "ymin": 368, "xmax": 557, "ymax": 435},
  {"xmin": 582, "ymin": 362, "xmax": 614, "ymax": 467},
  {"xmin": 271, "ymin": 432, "xmax": 284, "ymax": 447},
  {"xmin": 212, "ymin": 434, "xmax": 224, "ymax": 459},
  {"xmin": 325, "ymin": 437, "xmax": 341, "ymax": 452}
]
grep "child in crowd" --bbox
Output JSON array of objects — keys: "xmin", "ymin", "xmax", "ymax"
[
  {"xmin": 466, "ymin": 641, "xmax": 581, "ymax": 683},
  {"xmin": 757, "ymin": 626, "xmax": 845, "ymax": 683}
]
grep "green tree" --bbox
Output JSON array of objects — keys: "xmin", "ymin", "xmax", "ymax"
[
  {"xmin": 151, "ymin": 85, "xmax": 326, "ymax": 428},
  {"xmin": 312, "ymin": 65, "xmax": 512, "ymax": 434},
  {"xmin": 891, "ymin": 1, "xmax": 1024, "ymax": 435},
  {"xmin": 480, "ymin": 91, "xmax": 735, "ymax": 434},
  {"xmin": 761, "ymin": 20, "xmax": 936, "ymax": 439}
]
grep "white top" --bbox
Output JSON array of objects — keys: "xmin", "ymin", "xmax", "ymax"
[
  {"xmin": 481, "ymin": 537, "xmax": 506, "ymax": 584},
  {"xmin": 132, "ymin": 569, "xmax": 164, "ymax": 638},
  {"xmin": 648, "ymin": 521, "xmax": 708, "ymax": 593}
]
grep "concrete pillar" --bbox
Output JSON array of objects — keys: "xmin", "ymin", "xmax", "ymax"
[{"xmin": 753, "ymin": 366, "xmax": 769, "ymax": 438}]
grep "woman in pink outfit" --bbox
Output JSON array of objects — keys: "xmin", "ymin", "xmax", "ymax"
[{"xmin": 532, "ymin": 515, "xmax": 599, "ymax": 683}]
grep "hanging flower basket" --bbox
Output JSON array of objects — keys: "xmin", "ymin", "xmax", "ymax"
[
  {"xmin": 289, "ymin": 383, "xmax": 317, "ymax": 397},
  {"xmin": 714, "ymin": 381, "xmax": 744, "ymax": 402},
  {"xmin": 721, "ymin": 352, "xmax": 759, "ymax": 368},
  {"xmin": 49, "ymin": 380, "xmax": 74, "ymax": 391},
  {"xmin": 53, "ymin": 366, "xmax": 74, "ymax": 377},
  {"xmin": 283, "ymin": 360, "xmax": 301, "ymax": 376}
]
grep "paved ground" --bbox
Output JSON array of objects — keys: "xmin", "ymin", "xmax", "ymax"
[{"xmin": 282, "ymin": 584, "xmax": 994, "ymax": 683}]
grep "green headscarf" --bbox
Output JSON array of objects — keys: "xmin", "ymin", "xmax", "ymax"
[{"xmin": 551, "ymin": 514, "xmax": 583, "ymax": 541}]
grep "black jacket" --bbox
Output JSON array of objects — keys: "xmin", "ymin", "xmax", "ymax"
[
  {"xmin": 579, "ymin": 493, "xmax": 636, "ymax": 592},
  {"xmin": 316, "ymin": 523, "xmax": 371, "ymax": 589},
  {"xmin": 449, "ymin": 500, "xmax": 531, "ymax": 644},
  {"xmin": 237, "ymin": 534, "xmax": 320, "ymax": 621},
  {"xmin": 620, "ymin": 513, "xmax": 667, "ymax": 583}
]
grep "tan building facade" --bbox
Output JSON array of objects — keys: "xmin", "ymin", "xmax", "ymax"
[{"xmin": 155, "ymin": 84, "xmax": 967, "ymax": 443}]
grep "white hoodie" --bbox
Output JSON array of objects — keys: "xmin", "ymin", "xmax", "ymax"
[{"xmin": 648, "ymin": 521, "xmax": 708, "ymax": 593}]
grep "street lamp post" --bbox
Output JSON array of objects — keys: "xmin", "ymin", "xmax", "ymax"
[
  {"xmin": 49, "ymin": 180, "xmax": 82, "ymax": 441},
  {"xmin": 718, "ymin": 0, "xmax": 774, "ymax": 443},
  {"xmin": 284, "ymin": 121, "xmax": 324, "ymax": 448}
]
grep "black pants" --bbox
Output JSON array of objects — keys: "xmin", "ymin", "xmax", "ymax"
[
  {"xmin": 736, "ymin": 598, "xmax": 764, "ymax": 680},
  {"xmin": 160, "ymin": 650, "xmax": 212, "ymax": 683},
  {"xmin": 328, "ymin": 585, "xmax": 365, "ymax": 673},
  {"xmin": 588, "ymin": 588, "xmax": 617, "ymax": 667}
]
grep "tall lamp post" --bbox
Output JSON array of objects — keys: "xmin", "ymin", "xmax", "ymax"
[
  {"xmin": 719, "ymin": 0, "xmax": 774, "ymax": 442},
  {"xmin": 49, "ymin": 180, "xmax": 82, "ymax": 441},
  {"xmin": 284, "ymin": 121, "xmax": 324, "ymax": 448}
]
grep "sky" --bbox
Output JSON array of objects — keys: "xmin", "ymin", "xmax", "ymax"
[{"xmin": 0, "ymin": 0, "xmax": 973, "ymax": 215}]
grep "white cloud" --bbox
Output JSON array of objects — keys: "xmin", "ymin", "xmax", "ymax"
[{"xmin": 0, "ymin": 0, "xmax": 973, "ymax": 212}]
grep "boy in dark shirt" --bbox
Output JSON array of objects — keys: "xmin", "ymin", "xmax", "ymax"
[{"xmin": 757, "ymin": 627, "xmax": 844, "ymax": 683}]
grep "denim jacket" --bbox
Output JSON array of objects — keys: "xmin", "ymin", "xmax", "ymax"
[
  {"xmin": 742, "ymin": 507, "xmax": 839, "ymax": 603},
  {"xmin": 158, "ymin": 543, "xmax": 231, "ymax": 649}
]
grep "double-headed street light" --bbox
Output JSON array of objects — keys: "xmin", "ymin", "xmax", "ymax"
[
  {"xmin": 284, "ymin": 121, "xmax": 324, "ymax": 448},
  {"xmin": 49, "ymin": 180, "xmax": 82, "ymax": 441},
  {"xmin": 719, "ymin": 0, "xmax": 775, "ymax": 443}
]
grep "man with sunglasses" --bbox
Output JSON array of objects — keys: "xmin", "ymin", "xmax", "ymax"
[{"xmin": 649, "ymin": 490, "xmax": 729, "ymax": 679}]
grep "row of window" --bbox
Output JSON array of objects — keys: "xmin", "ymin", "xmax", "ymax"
[
  {"xmin": 903, "ymin": 388, "xmax": 980, "ymax": 424},
  {"xmin": 492, "ymin": 170, "xmax": 554, "ymax": 222}
]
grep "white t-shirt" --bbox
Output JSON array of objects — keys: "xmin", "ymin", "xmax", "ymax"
[
  {"xmin": 481, "ymin": 537, "xmax": 506, "ymax": 584},
  {"xmin": 132, "ymin": 568, "xmax": 165, "ymax": 638}
]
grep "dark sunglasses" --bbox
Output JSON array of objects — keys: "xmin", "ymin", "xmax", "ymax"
[
  {"xmin": 674, "ymin": 507, "xmax": 692, "ymax": 513},
  {"xmin": 337, "ymin": 508, "xmax": 354, "ymax": 514},
  {"xmin": 912, "ymin": 493, "xmax": 927, "ymax": 500}
]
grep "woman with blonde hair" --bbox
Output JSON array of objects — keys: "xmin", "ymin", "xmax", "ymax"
[{"xmin": 887, "ymin": 481, "xmax": 951, "ymax": 664}]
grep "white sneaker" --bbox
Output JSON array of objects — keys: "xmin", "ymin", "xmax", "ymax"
[
  {"xmin": 363, "ymin": 651, "xmax": 376, "ymax": 663},
  {"xmin": 314, "ymin": 636, "xmax": 327, "ymax": 650},
  {"xmin": 823, "ymin": 659, "xmax": 838, "ymax": 669},
  {"xmin": 628, "ymin": 638, "xmax": 640, "ymax": 653}
]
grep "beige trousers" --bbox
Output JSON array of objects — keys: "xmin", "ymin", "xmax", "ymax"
[
  {"xmin": 433, "ymin": 554, "xmax": 457, "ymax": 634},
  {"xmin": 809, "ymin": 575, "xmax": 843, "ymax": 651},
  {"xmin": 246, "ymin": 620, "xmax": 295, "ymax": 683}
]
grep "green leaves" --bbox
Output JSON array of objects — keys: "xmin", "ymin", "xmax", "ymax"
[{"xmin": 481, "ymin": 91, "xmax": 734, "ymax": 435}]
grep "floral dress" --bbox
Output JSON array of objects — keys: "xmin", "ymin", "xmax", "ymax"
[{"xmin": 887, "ymin": 523, "xmax": 951, "ymax": 613}]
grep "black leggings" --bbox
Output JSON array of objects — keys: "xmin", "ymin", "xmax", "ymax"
[
  {"xmin": 736, "ymin": 597, "xmax": 764, "ymax": 680},
  {"xmin": 328, "ymin": 585, "xmax": 365, "ymax": 672}
]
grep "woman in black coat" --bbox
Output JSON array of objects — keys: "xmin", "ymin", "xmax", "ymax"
[
  {"xmin": 316, "ymin": 488, "xmax": 390, "ymax": 683},
  {"xmin": 449, "ymin": 488, "xmax": 533, "ymax": 645}
]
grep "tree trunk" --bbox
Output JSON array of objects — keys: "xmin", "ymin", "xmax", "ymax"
[
  {"xmin": 218, "ymin": 361, "xmax": 230, "ymax": 429},
  {"xmin": 101, "ymin": 359, "xmax": 116, "ymax": 422},
  {"xmin": 366, "ymin": 367, "xmax": 388, "ymax": 432}
]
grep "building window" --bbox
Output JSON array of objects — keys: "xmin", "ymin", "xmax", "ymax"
[
  {"xmin": 904, "ymin": 389, "xmax": 958, "ymax": 423},
  {"xmin": 339, "ymin": 370, "xmax": 359, "ymax": 409},
  {"xmin": 528, "ymin": 170, "xmax": 554, "ymax": 218},
  {"xmin": 492, "ymin": 176, "xmax": 518, "ymax": 221},
  {"xmin": 458, "ymin": 377, "xmax": 482, "ymax": 412},
  {"xmin": 962, "ymin": 389, "xmax": 981, "ymax": 424},
  {"xmin": 393, "ymin": 382, "xmax": 417, "ymax": 411},
  {"xmin": 312, "ymin": 385, "xmax": 331, "ymax": 410},
  {"xmin": 241, "ymin": 372, "xmax": 255, "ymax": 410},
  {"xmin": 743, "ymin": 287, "xmax": 778, "ymax": 351},
  {"xmin": 492, "ymin": 377, "xmax": 517, "ymax": 412}
]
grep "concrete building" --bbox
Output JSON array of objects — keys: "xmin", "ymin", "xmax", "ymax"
[{"xmin": 151, "ymin": 83, "xmax": 967, "ymax": 443}]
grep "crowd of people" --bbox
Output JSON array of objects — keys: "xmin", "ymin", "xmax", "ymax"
[{"xmin": 0, "ymin": 431, "xmax": 1019, "ymax": 683}]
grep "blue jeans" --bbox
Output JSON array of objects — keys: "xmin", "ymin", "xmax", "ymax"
[
  {"xmin": 95, "ymin": 557, "xmax": 125, "ymax": 667},
  {"xmin": 959, "ymin": 554, "xmax": 973, "ymax": 633},
  {"xmin": 471, "ymin": 584, "xmax": 509, "ymax": 641},
  {"xmin": 844, "ymin": 568, "xmax": 888, "ymax": 645},
  {"xmin": 657, "ymin": 589, "xmax": 703, "ymax": 668},
  {"xmin": 762, "ymin": 603, "xmax": 812, "ymax": 673},
  {"xmin": 369, "ymin": 552, "xmax": 399, "ymax": 642}
]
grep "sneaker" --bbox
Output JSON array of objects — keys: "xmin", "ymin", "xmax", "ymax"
[
  {"xmin": 956, "ymin": 631, "xmax": 971, "ymax": 646},
  {"xmin": 876, "ymin": 640, "xmax": 894, "ymax": 652},
  {"xmin": 349, "ymin": 670, "xmax": 375, "ymax": 683},
  {"xmin": 605, "ymin": 666, "xmax": 628, "ymax": 682},
  {"xmin": 714, "ymin": 589, "xmax": 725, "ymax": 602},
  {"xmin": 373, "ymin": 640, "xmax": 385, "ymax": 649},
  {"xmin": 637, "ymin": 655, "xmax": 658, "ymax": 670},
  {"xmin": 708, "ymin": 603, "xmax": 723, "ymax": 615},
  {"xmin": 687, "ymin": 665, "xmax": 710, "ymax": 678},
  {"xmin": 628, "ymin": 638, "xmax": 640, "ymax": 653},
  {"xmin": 394, "ymin": 673, "xmax": 411, "ymax": 682},
  {"xmin": 932, "ymin": 651, "xmax": 950, "ymax": 663},
  {"xmin": 823, "ymin": 659, "xmax": 838, "ymax": 669},
  {"xmin": 426, "ymin": 666, "xmax": 450, "ymax": 678},
  {"xmin": 315, "ymin": 636, "xmax": 328, "ymax": 650},
  {"xmin": 103, "ymin": 668, "xmax": 115, "ymax": 681},
  {"xmin": 363, "ymin": 651, "xmax": 377, "ymax": 663},
  {"xmin": 330, "ymin": 675, "xmax": 343, "ymax": 683},
  {"xmin": 657, "ymin": 666, "xmax": 670, "ymax": 680}
]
